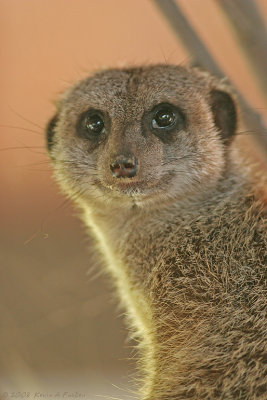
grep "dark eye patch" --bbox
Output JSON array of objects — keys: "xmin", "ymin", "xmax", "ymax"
[
  {"xmin": 77, "ymin": 109, "xmax": 109, "ymax": 143},
  {"xmin": 143, "ymin": 103, "xmax": 186, "ymax": 142}
]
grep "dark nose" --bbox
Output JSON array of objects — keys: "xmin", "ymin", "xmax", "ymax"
[{"xmin": 110, "ymin": 155, "xmax": 138, "ymax": 178}]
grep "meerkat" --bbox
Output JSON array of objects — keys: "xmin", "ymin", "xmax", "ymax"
[{"xmin": 46, "ymin": 65, "xmax": 266, "ymax": 400}]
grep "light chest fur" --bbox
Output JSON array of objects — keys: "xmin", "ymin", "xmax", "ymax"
[{"xmin": 81, "ymin": 171, "xmax": 266, "ymax": 399}]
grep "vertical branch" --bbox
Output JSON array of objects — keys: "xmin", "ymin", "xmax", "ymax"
[
  {"xmin": 152, "ymin": 0, "xmax": 267, "ymax": 153},
  {"xmin": 216, "ymin": 0, "xmax": 267, "ymax": 100},
  {"xmin": 153, "ymin": 0, "xmax": 224, "ymax": 77}
]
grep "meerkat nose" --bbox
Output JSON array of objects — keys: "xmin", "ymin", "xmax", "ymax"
[{"xmin": 110, "ymin": 155, "xmax": 138, "ymax": 178}]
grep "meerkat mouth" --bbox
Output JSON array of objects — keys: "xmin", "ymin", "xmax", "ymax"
[
  {"xmin": 112, "ymin": 180, "xmax": 147, "ymax": 190},
  {"xmin": 93, "ymin": 172, "xmax": 175, "ymax": 200},
  {"xmin": 108, "ymin": 181, "xmax": 151, "ymax": 196},
  {"xmin": 91, "ymin": 177, "xmax": 154, "ymax": 198}
]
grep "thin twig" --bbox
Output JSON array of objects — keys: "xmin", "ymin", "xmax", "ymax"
[
  {"xmin": 216, "ymin": 0, "xmax": 267, "ymax": 99},
  {"xmin": 153, "ymin": 0, "xmax": 267, "ymax": 153}
]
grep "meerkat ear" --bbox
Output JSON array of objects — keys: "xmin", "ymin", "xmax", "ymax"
[
  {"xmin": 210, "ymin": 89, "xmax": 237, "ymax": 143},
  {"xmin": 46, "ymin": 114, "xmax": 58, "ymax": 153}
]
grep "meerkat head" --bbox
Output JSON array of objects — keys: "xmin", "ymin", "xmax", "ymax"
[{"xmin": 46, "ymin": 65, "xmax": 237, "ymax": 209}]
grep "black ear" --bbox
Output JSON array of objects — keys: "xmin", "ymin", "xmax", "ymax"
[
  {"xmin": 46, "ymin": 114, "xmax": 58, "ymax": 152},
  {"xmin": 210, "ymin": 89, "xmax": 237, "ymax": 143}
]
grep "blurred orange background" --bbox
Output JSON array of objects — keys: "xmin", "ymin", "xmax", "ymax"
[{"xmin": 1, "ymin": 0, "xmax": 266, "ymax": 399}]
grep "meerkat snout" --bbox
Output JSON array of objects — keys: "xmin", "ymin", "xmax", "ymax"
[{"xmin": 110, "ymin": 155, "xmax": 138, "ymax": 178}]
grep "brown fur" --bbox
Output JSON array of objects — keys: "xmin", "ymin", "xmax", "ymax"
[{"xmin": 47, "ymin": 65, "xmax": 267, "ymax": 399}]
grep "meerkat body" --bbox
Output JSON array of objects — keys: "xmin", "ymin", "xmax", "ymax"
[{"xmin": 47, "ymin": 65, "xmax": 267, "ymax": 399}]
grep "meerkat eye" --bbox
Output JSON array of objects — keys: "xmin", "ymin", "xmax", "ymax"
[
  {"xmin": 77, "ymin": 109, "xmax": 106, "ymax": 139},
  {"xmin": 151, "ymin": 103, "xmax": 185, "ymax": 132},
  {"xmin": 85, "ymin": 112, "xmax": 104, "ymax": 135},
  {"xmin": 153, "ymin": 107, "xmax": 175, "ymax": 128}
]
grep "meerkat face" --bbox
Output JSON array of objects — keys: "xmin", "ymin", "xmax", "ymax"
[{"xmin": 47, "ymin": 65, "xmax": 237, "ymax": 209}]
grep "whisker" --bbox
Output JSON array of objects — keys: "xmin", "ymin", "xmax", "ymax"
[
  {"xmin": 0, "ymin": 146, "xmax": 43, "ymax": 150},
  {"xmin": 24, "ymin": 197, "xmax": 72, "ymax": 245},
  {"xmin": 19, "ymin": 168, "xmax": 51, "ymax": 173},
  {"xmin": 236, "ymin": 129, "xmax": 267, "ymax": 137},
  {"xmin": 0, "ymin": 125, "xmax": 42, "ymax": 135},
  {"xmin": 0, "ymin": 146, "xmax": 46, "ymax": 155},
  {"xmin": 161, "ymin": 154, "xmax": 193, "ymax": 166},
  {"xmin": 8, "ymin": 106, "xmax": 44, "ymax": 130},
  {"xmin": 19, "ymin": 160, "xmax": 51, "ymax": 167}
]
